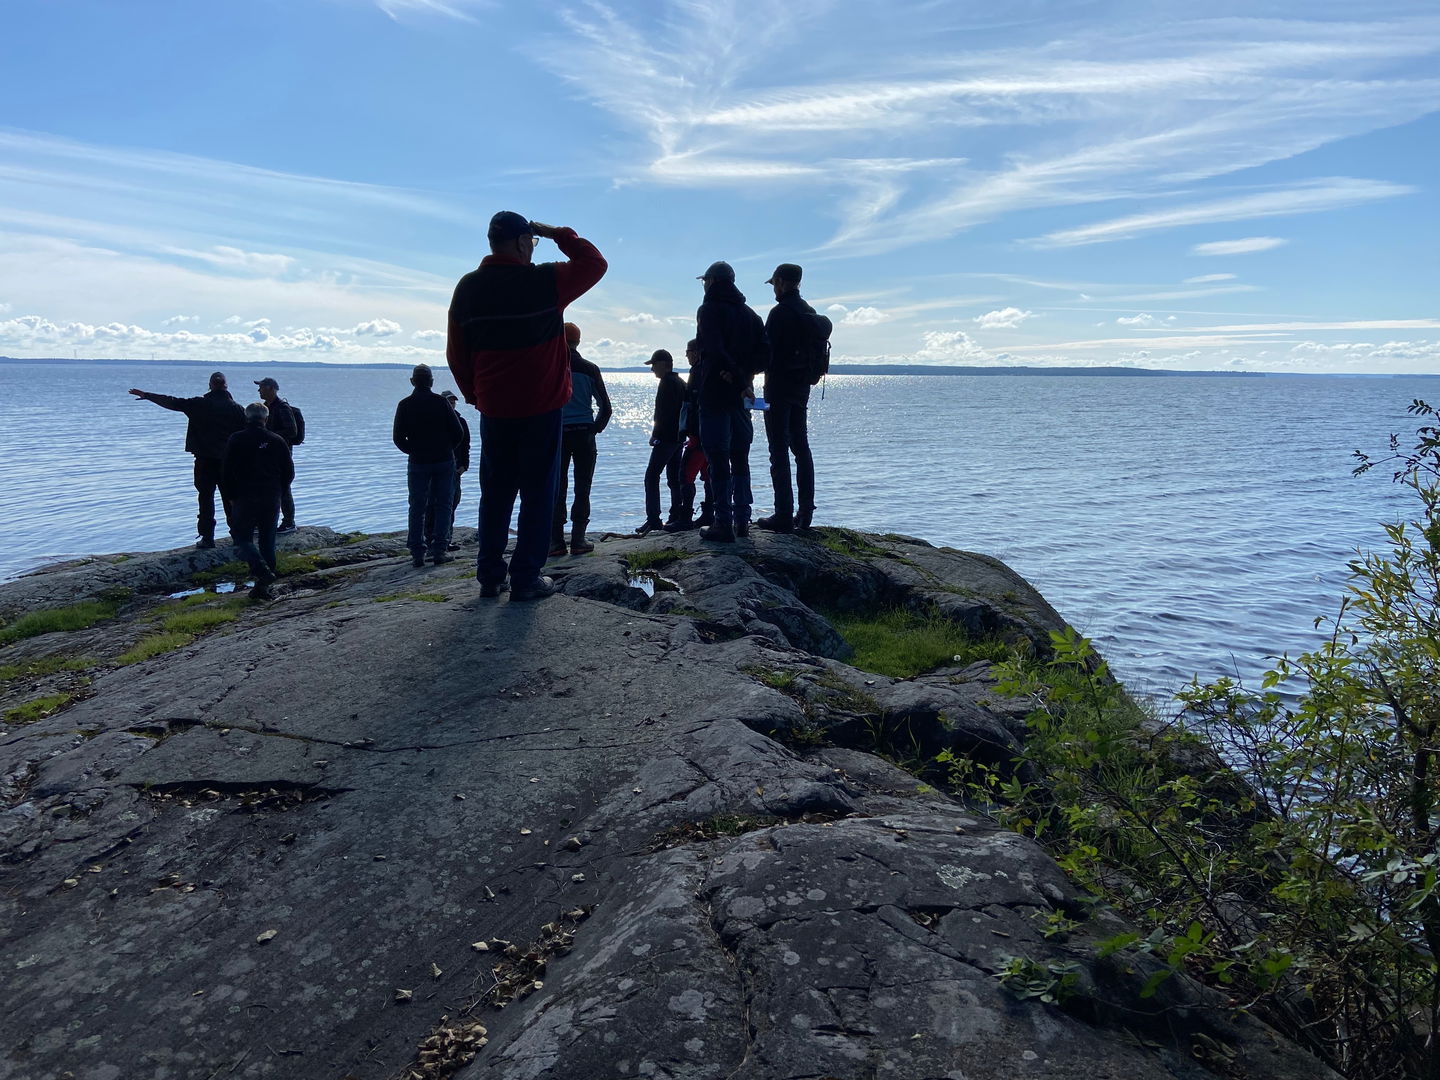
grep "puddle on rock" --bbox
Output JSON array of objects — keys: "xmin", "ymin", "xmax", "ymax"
[{"xmin": 626, "ymin": 573, "xmax": 683, "ymax": 598}]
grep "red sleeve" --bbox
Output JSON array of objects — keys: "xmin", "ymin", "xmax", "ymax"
[
  {"xmin": 445, "ymin": 312, "xmax": 474, "ymax": 405},
  {"xmin": 550, "ymin": 229, "xmax": 607, "ymax": 308}
]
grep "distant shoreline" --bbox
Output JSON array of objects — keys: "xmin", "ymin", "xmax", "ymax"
[{"xmin": 2, "ymin": 355, "xmax": 1433, "ymax": 378}]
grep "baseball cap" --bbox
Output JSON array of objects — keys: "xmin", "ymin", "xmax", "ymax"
[
  {"xmin": 440, "ymin": 390, "xmax": 458, "ymax": 402},
  {"xmin": 697, "ymin": 260, "xmax": 735, "ymax": 282},
  {"xmin": 645, "ymin": 349, "xmax": 674, "ymax": 366},
  {"xmin": 766, "ymin": 263, "xmax": 802, "ymax": 285},
  {"xmin": 254, "ymin": 377, "xmax": 279, "ymax": 390},
  {"xmin": 488, "ymin": 210, "xmax": 534, "ymax": 242}
]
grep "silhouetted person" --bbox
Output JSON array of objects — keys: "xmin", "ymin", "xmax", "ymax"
[
  {"xmin": 694, "ymin": 261, "xmax": 768, "ymax": 542},
  {"xmin": 221, "ymin": 402, "xmax": 293, "ymax": 601},
  {"xmin": 128, "ymin": 371, "xmax": 246, "ymax": 548},
  {"xmin": 441, "ymin": 390, "xmax": 471, "ymax": 550},
  {"xmin": 758, "ymin": 263, "xmax": 818, "ymax": 531},
  {"xmin": 393, "ymin": 364, "xmax": 464, "ymax": 568},
  {"xmin": 551, "ymin": 322, "xmax": 612, "ymax": 557},
  {"xmin": 664, "ymin": 339, "xmax": 713, "ymax": 533},
  {"xmin": 446, "ymin": 211, "xmax": 607, "ymax": 600},
  {"xmin": 254, "ymin": 377, "xmax": 301, "ymax": 533},
  {"xmin": 639, "ymin": 349, "xmax": 684, "ymax": 534}
]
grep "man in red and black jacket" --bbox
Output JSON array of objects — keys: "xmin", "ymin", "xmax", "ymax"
[{"xmin": 446, "ymin": 211, "xmax": 607, "ymax": 600}]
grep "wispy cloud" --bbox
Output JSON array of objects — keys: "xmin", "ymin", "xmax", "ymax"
[
  {"xmin": 1183, "ymin": 273, "xmax": 1237, "ymax": 284},
  {"xmin": 1191, "ymin": 236, "xmax": 1289, "ymax": 256}
]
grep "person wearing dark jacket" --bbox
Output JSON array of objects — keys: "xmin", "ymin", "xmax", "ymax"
[
  {"xmin": 441, "ymin": 390, "xmax": 471, "ymax": 549},
  {"xmin": 694, "ymin": 260, "xmax": 768, "ymax": 543},
  {"xmin": 758, "ymin": 263, "xmax": 818, "ymax": 532},
  {"xmin": 664, "ymin": 340, "xmax": 715, "ymax": 533},
  {"xmin": 254, "ymin": 377, "xmax": 300, "ymax": 534},
  {"xmin": 128, "ymin": 371, "xmax": 246, "ymax": 548},
  {"xmin": 639, "ymin": 349, "xmax": 685, "ymax": 534},
  {"xmin": 445, "ymin": 211, "xmax": 607, "ymax": 600},
  {"xmin": 551, "ymin": 322, "xmax": 613, "ymax": 557},
  {"xmin": 393, "ymin": 364, "xmax": 465, "ymax": 568},
  {"xmin": 221, "ymin": 402, "xmax": 294, "ymax": 600}
]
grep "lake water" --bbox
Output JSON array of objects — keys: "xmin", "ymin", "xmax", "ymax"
[{"xmin": 0, "ymin": 360, "xmax": 1429, "ymax": 698}]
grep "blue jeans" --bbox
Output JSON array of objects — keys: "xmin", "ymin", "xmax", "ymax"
[
  {"xmin": 231, "ymin": 494, "xmax": 280, "ymax": 579},
  {"xmin": 763, "ymin": 401, "xmax": 813, "ymax": 519},
  {"xmin": 478, "ymin": 410, "xmax": 561, "ymax": 588},
  {"xmin": 407, "ymin": 458, "xmax": 454, "ymax": 558},
  {"xmin": 699, "ymin": 404, "xmax": 752, "ymax": 529}
]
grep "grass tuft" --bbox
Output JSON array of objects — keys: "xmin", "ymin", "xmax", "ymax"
[
  {"xmin": 826, "ymin": 605, "xmax": 1010, "ymax": 679},
  {"xmin": 4, "ymin": 692, "xmax": 77, "ymax": 724},
  {"xmin": 0, "ymin": 601, "xmax": 121, "ymax": 646},
  {"xmin": 117, "ymin": 632, "xmax": 194, "ymax": 665},
  {"xmin": 161, "ymin": 608, "xmax": 241, "ymax": 635},
  {"xmin": 0, "ymin": 655, "xmax": 97, "ymax": 685},
  {"xmin": 624, "ymin": 548, "xmax": 690, "ymax": 574}
]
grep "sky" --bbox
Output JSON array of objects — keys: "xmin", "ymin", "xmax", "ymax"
[{"xmin": 0, "ymin": 0, "xmax": 1437, "ymax": 373}]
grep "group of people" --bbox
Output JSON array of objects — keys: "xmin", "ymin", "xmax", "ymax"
[{"xmin": 131, "ymin": 210, "xmax": 823, "ymax": 602}]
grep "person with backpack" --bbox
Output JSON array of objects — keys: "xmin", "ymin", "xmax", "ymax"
[
  {"xmin": 254, "ymin": 377, "xmax": 303, "ymax": 534},
  {"xmin": 693, "ymin": 260, "xmax": 768, "ymax": 543},
  {"xmin": 127, "ymin": 371, "xmax": 246, "ymax": 548},
  {"xmin": 221, "ymin": 402, "xmax": 294, "ymax": 600},
  {"xmin": 757, "ymin": 263, "xmax": 827, "ymax": 532}
]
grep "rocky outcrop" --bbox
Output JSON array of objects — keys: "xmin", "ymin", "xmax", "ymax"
[{"xmin": 0, "ymin": 528, "xmax": 1333, "ymax": 1080}]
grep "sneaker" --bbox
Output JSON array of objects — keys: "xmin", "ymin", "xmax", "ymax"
[
  {"xmin": 431, "ymin": 552, "xmax": 454, "ymax": 565},
  {"xmin": 756, "ymin": 514, "xmax": 794, "ymax": 533},
  {"xmin": 699, "ymin": 524, "xmax": 735, "ymax": 543},
  {"xmin": 636, "ymin": 517, "xmax": 665, "ymax": 536},
  {"xmin": 276, "ymin": 522, "xmax": 298, "ymax": 535},
  {"xmin": 196, "ymin": 537, "xmax": 216, "ymax": 550},
  {"xmin": 509, "ymin": 575, "xmax": 556, "ymax": 601},
  {"xmin": 411, "ymin": 554, "xmax": 426, "ymax": 568}
]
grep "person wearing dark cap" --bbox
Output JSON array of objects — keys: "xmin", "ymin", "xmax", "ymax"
[
  {"xmin": 128, "ymin": 371, "xmax": 246, "ymax": 548},
  {"xmin": 638, "ymin": 348, "xmax": 685, "ymax": 534},
  {"xmin": 550, "ymin": 322, "xmax": 612, "ymax": 557},
  {"xmin": 758, "ymin": 263, "xmax": 819, "ymax": 531},
  {"xmin": 440, "ymin": 390, "xmax": 471, "ymax": 548},
  {"xmin": 221, "ymin": 402, "xmax": 294, "ymax": 600},
  {"xmin": 693, "ymin": 260, "xmax": 768, "ymax": 543},
  {"xmin": 393, "ymin": 364, "xmax": 465, "ymax": 568},
  {"xmin": 254, "ymin": 376, "xmax": 300, "ymax": 534},
  {"xmin": 446, "ymin": 211, "xmax": 607, "ymax": 600}
]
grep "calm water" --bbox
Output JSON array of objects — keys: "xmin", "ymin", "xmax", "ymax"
[{"xmin": 0, "ymin": 361, "xmax": 1427, "ymax": 697}]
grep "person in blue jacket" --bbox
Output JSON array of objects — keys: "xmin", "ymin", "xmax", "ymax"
[{"xmin": 551, "ymin": 322, "xmax": 612, "ymax": 556}]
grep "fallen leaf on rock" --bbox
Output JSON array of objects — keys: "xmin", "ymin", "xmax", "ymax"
[
  {"xmin": 256, "ymin": 929, "xmax": 278, "ymax": 943},
  {"xmin": 529, "ymin": 777, "xmax": 540, "ymax": 783},
  {"xmin": 453, "ymin": 794, "xmax": 466, "ymax": 801},
  {"xmin": 394, "ymin": 988, "xmax": 413, "ymax": 1002},
  {"xmin": 62, "ymin": 878, "xmax": 78, "ymax": 889},
  {"xmin": 471, "ymin": 941, "xmax": 489, "ymax": 952},
  {"xmin": 519, "ymin": 827, "xmax": 532, "ymax": 836},
  {"xmin": 430, "ymin": 962, "xmax": 443, "ymax": 979},
  {"xmin": 86, "ymin": 866, "xmax": 103, "ymax": 874},
  {"xmin": 570, "ymin": 873, "xmax": 586, "ymax": 883}
]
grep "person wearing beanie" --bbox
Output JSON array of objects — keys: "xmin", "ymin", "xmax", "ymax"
[
  {"xmin": 445, "ymin": 211, "xmax": 607, "ymax": 600},
  {"xmin": 550, "ymin": 322, "xmax": 612, "ymax": 557},
  {"xmin": 639, "ymin": 348, "xmax": 686, "ymax": 533}
]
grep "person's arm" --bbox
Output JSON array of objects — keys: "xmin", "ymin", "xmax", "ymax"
[
  {"xmin": 220, "ymin": 433, "xmax": 241, "ymax": 496},
  {"xmin": 129, "ymin": 389, "xmax": 192, "ymax": 413},
  {"xmin": 445, "ymin": 279, "xmax": 475, "ymax": 406},
  {"xmin": 280, "ymin": 439, "xmax": 295, "ymax": 487},
  {"xmin": 532, "ymin": 224, "xmax": 607, "ymax": 307},
  {"xmin": 590, "ymin": 365, "xmax": 612, "ymax": 434},
  {"xmin": 456, "ymin": 416, "xmax": 471, "ymax": 473},
  {"xmin": 392, "ymin": 402, "xmax": 410, "ymax": 455}
]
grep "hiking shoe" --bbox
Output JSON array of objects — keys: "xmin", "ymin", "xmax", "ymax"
[
  {"xmin": 479, "ymin": 580, "xmax": 506, "ymax": 598},
  {"xmin": 446, "ymin": 541, "xmax": 461, "ymax": 551},
  {"xmin": 756, "ymin": 514, "xmax": 794, "ymax": 533},
  {"xmin": 277, "ymin": 522, "xmax": 298, "ymax": 535},
  {"xmin": 570, "ymin": 539, "xmax": 594, "ymax": 555},
  {"xmin": 250, "ymin": 581, "xmax": 273, "ymax": 601},
  {"xmin": 411, "ymin": 554, "xmax": 426, "ymax": 568},
  {"xmin": 699, "ymin": 524, "xmax": 735, "ymax": 543},
  {"xmin": 509, "ymin": 575, "xmax": 556, "ymax": 601},
  {"xmin": 196, "ymin": 537, "xmax": 216, "ymax": 549},
  {"xmin": 548, "ymin": 542, "xmax": 569, "ymax": 558},
  {"xmin": 636, "ymin": 517, "xmax": 665, "ymax": 535},
  {"xmin": 693, "ymin": 509, "xmax": 715, "ymax": 528},
  {"xmin": 431, "ymin": 552, "xmax": 454, "ymax": 565},
  {"xmin": 662, "ymin": 518, "xmax": 694, "ymax": 533}
]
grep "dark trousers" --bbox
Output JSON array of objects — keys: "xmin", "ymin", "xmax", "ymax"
[
  {"xmin": 763, "ymin": 401, "xmax": 814, "ymax": 519},
  {"xmin": 644, "ymin": 440, "xmax": 682, "ymax": 521},
  {"xmin": 407, "ymin": 458, "xmax": 454, "ymax": 558},
  {"xmin": 280, "ymin": 482, "xmax": 296, "ymax": 527},
  {"xmin": 553, "ymin": 426, "xmax": 597, "ymax": 541},
  {"xmin": 478, "ymin": 409, "xmax": 561, "ymax": 588},
  {"xmin": 699, "ymin": 404, "xmax": 752, "ymax": 529},
  {"xmin": 193, "ymin": 456, "xmax": 233, "ymax": 541},
  {"xmin": 450, "ymin": 469, "xmax": 464, "ymax": 531},
  {"xmin": 231, "ymin": 494, "xmax": 280, "ymax": 579}
]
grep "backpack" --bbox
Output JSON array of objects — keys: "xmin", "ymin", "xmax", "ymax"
[
  {"xmin": 804, "ymin": 313, "xmax": 832, "ymax": 385},
  {"xmin": 289, "ymin": 403, "xmax": 306, "ymax": 446}
]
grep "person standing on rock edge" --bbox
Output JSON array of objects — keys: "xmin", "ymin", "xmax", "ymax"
[
  {"xmin": 550, "ymin": 322, "xmax": 612, "ymax": 558},
  {"xmin": 221, "ymin": 402, "xmax": 294, "ymax": 600},
  {"xmin": 638, "ymin": 349, "xmax": 685, "ymax": 534},
  {"xmin": 128, "ymin": 372, "xmax": 246, "ymax": 549},
  {"xmin": 253, "ymin": 377, "xmax": 300, "ymax": 535},
  {"xmin": 757, "ymin": 263, "xmax": 818, "ymax": 532},
  {"xmin": 393, "ymin": 364, "xmax": 464, "ymax": 568},
  {"xmin": 446, "ymin": 211, "xmax": 607, "ymax": 600},
  {"xmin": 663, "ymin": 339, "xmax": 714, "ymax": 533},
  {"xmin": 440, "ymin": 390, "xmax": 470, "ymax": 550},
  {"xmin": 694, "ymin": 261, "xmax": 768, "ymax": 543}
]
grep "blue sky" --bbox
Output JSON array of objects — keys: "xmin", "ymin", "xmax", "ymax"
[{"xmin": 1, "ymin": 0, "xmax": 1436, "ymax": 372}]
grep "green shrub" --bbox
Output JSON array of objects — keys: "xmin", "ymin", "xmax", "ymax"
[
  {"xmin": 826, "ymin": 605, "xmax": 1009, "ymax": 678},
  {"xmin": 0, "ymin": 600, "xmax": 120, "ymax": 645}
]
